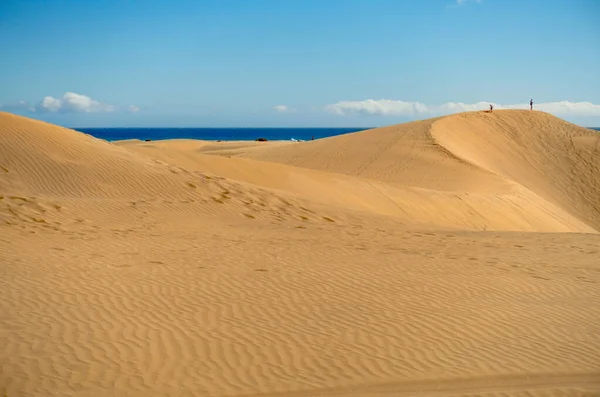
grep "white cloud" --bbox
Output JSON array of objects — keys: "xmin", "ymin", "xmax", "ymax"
[
  {"xmin": 449, "ymin": 0, "xmax": 482, "ymax": 8},
  {"xmin": 39, "ymin": 96, "xmax": 63, "ymax": 112},
  {"xmin": 0, "ymin": 100, "xmax": 36, "ymax": 113},
  {"xmin": 38, "ymin": 92, "xmax": 116, "ymax": 113},
  {"xmin": 274, "ymin": 105, "xmax": 296, "ymax": 113},
  {"xmin": 325, "ymin": 99, "xmax": 600, "ymax": 118},
  {"xmin": 2, "ymin": 92, "xmax": 139, "ymax": 114},
  {"xmin": 530, "ymin": 101, "xmax": 600, "ymax": 117},
  {"xmin": 325, "ymin": 99, "xmax": 428, "ymax": 116}
]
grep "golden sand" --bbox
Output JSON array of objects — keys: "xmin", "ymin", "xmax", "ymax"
[{"xmin": 1, "ymin": 110, "xmax": 599, "ymax": 396}]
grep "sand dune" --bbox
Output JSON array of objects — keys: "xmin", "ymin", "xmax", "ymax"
[
  {"xmin": 214, "ymin": 110, "xmax": 600, "ymax": 230},
  {"xmin": 196, "ymin": 118, "xmax": 506, "ymax": 192},
  {"xmin": 2, "ymin": 110, "xmax": 600, "ymax": 397},
  {"xmin": 119, "ymin": 111, "xmax": 599, "ymax": 233},
  {"xmin": 431, "ymin": 111, "xmax": 600, "ymax": 231},
  {"xmin": 0, "ymin": 112, "xmax": 363, "ymax": 230}
]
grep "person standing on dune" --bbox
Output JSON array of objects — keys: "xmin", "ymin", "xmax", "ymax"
[{"xmin": 530, "ymin": 99, "xmax": 533, "ymax": 110}]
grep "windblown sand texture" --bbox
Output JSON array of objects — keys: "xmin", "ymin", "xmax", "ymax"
[{"xmin": 1, "ymin": 110, "xmax": 600, "ymax": 397}]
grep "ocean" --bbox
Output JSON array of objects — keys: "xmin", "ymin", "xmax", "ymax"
[
  {"xmin": 74, "ymin": 126, "xmax": 600, "ymax": 142},
  {"xmin": 73, "ymin": 127, "xmax": 372, "ymax": 142}
]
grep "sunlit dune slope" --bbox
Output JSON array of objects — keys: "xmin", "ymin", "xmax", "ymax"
[{"xmin": 431, "ymin": 110, "xmax": 600, "ymax": 231}]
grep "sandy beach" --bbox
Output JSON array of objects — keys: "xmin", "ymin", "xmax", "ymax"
[{"xmin": 1, "ymin": 110, "xmax": 599, "ymax": 396}]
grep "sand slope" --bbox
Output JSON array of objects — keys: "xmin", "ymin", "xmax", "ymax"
[
  {"xmin": 119, "ymin": 111, "xmax": 599, "ymax": 233},
  {"xmin": 2, "ymin": 111, "xmax": 600, "ymax": 397},
  {"xmin": 431, "ymin": 111, "xmax": 600, "ymax": 231},
  {"xmin": 211, "ymin": 110, "xmax": 599, "ymax": 231},
  {"xmin": 0, "ymin": 112, "xmax": 365, "ymax": 231},
  {"xmin": 203, "ymin": 118, "xmax": 507, "ymax": 192}
]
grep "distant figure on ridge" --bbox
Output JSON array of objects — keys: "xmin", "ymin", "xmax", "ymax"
[
  {"xmin": 530, "ymin": 99, "xmax": 533, "ymax": 110},
  {"xmin": 490, "ymin": 104, "xmax": 494, "ymax": 113}
]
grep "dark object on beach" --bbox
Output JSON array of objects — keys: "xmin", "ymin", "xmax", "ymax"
[
  {"xmin": 530, "ymin": 99, "xmax": 534, "ymax": 110},
  {"xmin": 144, "ymin": 139, "xmax": 152, "ymax": 142},
  {"xmin": 312, "ymin": 136, "xmax": 315, "ymax": 140},
  {"xmin": 255, "ymin": 137, "xmax": 268, "ymax": 142},
  {"xmin": 490, "ymin": 104, "xmax": 493, "ymax": 112}
]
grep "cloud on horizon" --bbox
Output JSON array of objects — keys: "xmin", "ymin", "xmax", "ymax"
[
  {"xmin": 0, "ymin": 92, "xmax": 139, "ymax": 114},
  {"xmin": 325, "ymin": 99, "xmax": 600, "ymax": 118},
  {"xmin": 0, "ymin": 100, "xmax": 36, "ymax": 113},
  {"xmin": 273, "ymin": 105, "xmax": 296, "ymax": 113},
  {"xmin": 447, "ymin": 0, "xmax": 482, "ymax": 9},
  {"xmin": 455, "ymin": 0, "xmax": 482, "ymax": 5}
]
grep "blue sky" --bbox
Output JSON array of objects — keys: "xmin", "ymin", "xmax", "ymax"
[{"xmin": 1, "ymin": 0, "xmax": 599, "ymax": 127}]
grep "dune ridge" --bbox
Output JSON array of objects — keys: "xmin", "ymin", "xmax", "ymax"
[{"xmin": 2, "ymin": 110, "xmax": 600, "ymax": 397}]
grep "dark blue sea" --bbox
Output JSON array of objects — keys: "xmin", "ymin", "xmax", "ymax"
[
  {"xmin": 74, "ymin": 126, "xmax": 600, "ymax": 142},
  {"xmin": 73, "ymin": 128, "xmax": 372, "ymax": 142}
]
